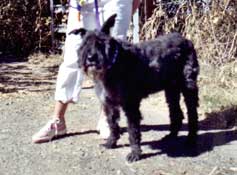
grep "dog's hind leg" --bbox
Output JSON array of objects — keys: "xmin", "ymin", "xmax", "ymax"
[
  {"xmin": 163, "ymin": 87, "xmax": 184, "ymax": 140},
  {"xmin": 182, "ymin": 46, "xmax": 199, "ymax": 144},
  {"xmin": 182, "ymin": 87, "xmax": 199, "ymax": 144},
  {"xmin": 101, "ymin": 103, "xmax": 120, "ymax": 149},
  {"xmin": 122, "ymin": 100, "xmax": 142, "ymax": 162}
]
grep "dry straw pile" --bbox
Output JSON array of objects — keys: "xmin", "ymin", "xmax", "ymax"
[{"xmin": 140, "ymin": 0, "xmax": 237, "ymax": 65}]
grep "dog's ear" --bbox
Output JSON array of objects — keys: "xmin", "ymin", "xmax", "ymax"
[
  {"xmin": 101, "ymin": 14, "xmax": 117, "ymax": 35},
  {"xmin": 68, "ymin": 28, "xmax": 87, "ymax": 37}
]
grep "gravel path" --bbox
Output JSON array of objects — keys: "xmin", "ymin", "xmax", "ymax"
[{"xmin": 0, "ymin": 58, "xmax": 237, "ymax": 175}]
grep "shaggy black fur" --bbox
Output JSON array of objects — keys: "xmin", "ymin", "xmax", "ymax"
[{"xmin": 69, "ymin": 14, "xmax": 199, "ymax": 162}]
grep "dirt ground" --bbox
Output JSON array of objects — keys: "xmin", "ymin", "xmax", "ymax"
[{"xmin": 0, "ymin": 56, "xmax": 237, "ymax": 175}]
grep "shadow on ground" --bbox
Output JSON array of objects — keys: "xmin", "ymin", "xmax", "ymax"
[
  {"xmin": 140, "ymin": 105, "xmax": 237, "ymax": 159},
  {"xmin": 0, "ymin": 59, "xmax": 58, "ymax": 93},
  {"xmin": 0, "ymin": 56, "xmax": 93, "ymax": 93},
  {"xmin": 47, "ymin": 105, "xmax": 237, "ymax": 160},
  {"xmin": 0, "ymin": 55, "xmax": 27, "ymax": 63},
  {"xmin": 53, "ymin": 130, "xmax": 98, "ymax": 141}
]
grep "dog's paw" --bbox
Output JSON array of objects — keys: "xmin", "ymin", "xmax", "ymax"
[
  {"xmin": 126, "ymin": 151, "xmax": 141, "ymax": 163},
  {"xmin": 100, "ymin": 139, "xmax": 117, "ymax": 149}
]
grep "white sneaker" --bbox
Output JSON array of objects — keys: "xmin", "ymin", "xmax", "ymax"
[
  {"xmin": 32, "ymin": 118, "xmax": 67, "ymax": 143},
  {"xmin": 96, "ymin": 116, "xmax": 111, "ymax": 139}
]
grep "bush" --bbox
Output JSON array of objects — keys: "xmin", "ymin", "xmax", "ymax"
[
  {"xmin": 140, "ymin": 0, "xmax": 237, "ymax": 65},
  {"xmin": 0, "ymin": 0, "xmax": 51, "ymax": 58}
]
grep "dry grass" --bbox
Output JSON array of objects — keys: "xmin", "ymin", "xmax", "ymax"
[
  {"xmin": 140, "ymin": 0, "xmax": 237, "ymax": 65},
  {"xmin": 199, "ymin": 61, "xmax": 237, "ymax": 114}
]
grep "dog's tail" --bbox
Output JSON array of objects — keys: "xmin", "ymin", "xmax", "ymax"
[{"xmin": 183, "ymin": 40, "xmax": 199, "ymax": 90}]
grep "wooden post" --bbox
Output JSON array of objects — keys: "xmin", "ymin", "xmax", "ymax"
[
  {"xmin": 144, "ymin": 0, "xmax": 155, "ymax": 21},
  {"xmin": 133, "ymin": 9, "xmax": 139, "ymax": 43}
]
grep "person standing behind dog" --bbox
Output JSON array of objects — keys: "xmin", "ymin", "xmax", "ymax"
[{"xmin": 32, "ymin": 0, "xmax": 140, "ymax": 143}]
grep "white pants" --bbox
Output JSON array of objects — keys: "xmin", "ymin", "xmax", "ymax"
[{"xmin": 55, "ymin": 0, "xmax": 133, "ymax": 103}]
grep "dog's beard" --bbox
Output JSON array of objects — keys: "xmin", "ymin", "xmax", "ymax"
[{"xmin": 84, "ymin": 63, "xmax": 105, "ymax": 79}]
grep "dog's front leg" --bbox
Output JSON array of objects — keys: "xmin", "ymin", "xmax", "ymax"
[
  {"xmin": 101, "ymin": 103, "xmax": 120, "ymax": 149},
  {"xmin": 123, "ymin": 102, "xmax": 142, "ymax": 162}
]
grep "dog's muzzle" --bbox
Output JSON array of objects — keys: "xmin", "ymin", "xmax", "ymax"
[{"xmin": 84, "ymin": 61, "xmax": 104, "ymax": 77}]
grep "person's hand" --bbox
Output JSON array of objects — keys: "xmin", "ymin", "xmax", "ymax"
[{"xmin": 78, "ymin": 0, "xmax": 86, "ymax": 6}]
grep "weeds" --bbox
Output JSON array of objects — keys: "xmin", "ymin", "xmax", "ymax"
[
  {"xmin": 199, "ymin": 61, "xmax": 237, "ymax": 114},
  {"xmin": 140, "ymin": 0, "xmax": 237, "ymax": 65}
]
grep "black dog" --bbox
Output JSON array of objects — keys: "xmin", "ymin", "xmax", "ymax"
[{"xmin": 69, "ymin": 14, "xmax": 199, "ymax": 162}]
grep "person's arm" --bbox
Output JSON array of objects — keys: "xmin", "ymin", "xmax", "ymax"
[{"xmin": 132, "ymin": 0, "xmax": 140, "ymax": 15}]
